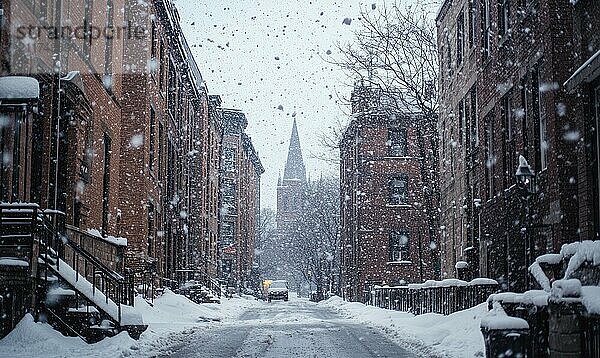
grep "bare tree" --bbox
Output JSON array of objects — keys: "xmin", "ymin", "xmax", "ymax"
[
  {"xmin": 292, "ymin": 177, "xmax": 340, "ymax": 299},
  {"xmin": 331, "ymin": 1, "xmax": 439, "ymax": 117}
]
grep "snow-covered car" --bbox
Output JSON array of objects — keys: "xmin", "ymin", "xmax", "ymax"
[{"xmin": 268, "ymin": 280, "xmax": 289, "ymax": 302}]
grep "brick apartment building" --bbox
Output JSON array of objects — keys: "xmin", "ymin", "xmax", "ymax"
[
  {"xmin": 564, "ymin": 0, "xmax": 600, "ymax": 243},
  {"xmin": 437, "ymin": 0, "xmax": 598, "ymax": 292},
  {"xmin": 0, "ymin": 0, "xmax": 262, "ymax": 336},
  {"xmin": 339, "ymin": 84, "xmax": 439, "ymax": 302},
  {"xmin": 219, "ymin": 109, "xmax": 263, "ymax": 292}
]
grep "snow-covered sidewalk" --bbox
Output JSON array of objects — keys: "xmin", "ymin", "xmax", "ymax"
[
  {"xmin": 319, "ymin": 296, "xmax": 486, "ymax": 357},
  {"xmin": 0, "ymin": 289, "xmax": 262, "ymax": 358}
]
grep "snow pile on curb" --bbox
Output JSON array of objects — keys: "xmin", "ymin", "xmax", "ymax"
[
  {"xmin": 135, "ymin": 289, "xmax": 222, "ymax": 326},
  {"xmin": 0, "ymin": 314, "xmax": 136, "ymax": 358},
  {"xmin": 320, "ymin": 296, "xmax": 486, "ymax": 358},
  {"xmin": 0, "ymin": 289, "xmax": 260, "ymax": 357}
]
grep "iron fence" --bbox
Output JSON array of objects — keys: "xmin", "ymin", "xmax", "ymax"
[{"xmin": 368, "ymin": 279, "xmax": 498, "ymax": 315}]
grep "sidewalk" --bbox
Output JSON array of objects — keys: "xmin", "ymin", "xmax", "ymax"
[{"xmin": 319, "ymin": 296, "xmax": 487, "ymax": 358}]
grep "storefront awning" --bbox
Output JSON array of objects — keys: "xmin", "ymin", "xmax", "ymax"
[
  {"xmin": 564, "ymin": 49, "xmax": 600, "ymax": 93},
  {"xmin": 0, "ymin": 76, "xmax": 40, "ymax": 102}
]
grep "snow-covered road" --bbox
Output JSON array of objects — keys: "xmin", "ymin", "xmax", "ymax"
[
  {"xmin": 1, "ymin": 290, "xmax": 483, "ymax": 357},
  {"xmin": 139, "ymin": 297, "xmax": 417, "ymax": 358}
]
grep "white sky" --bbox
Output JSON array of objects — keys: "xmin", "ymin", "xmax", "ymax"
[{"xmin": 175, "ymin": 0, "xmax": 370, "ymax": 210}]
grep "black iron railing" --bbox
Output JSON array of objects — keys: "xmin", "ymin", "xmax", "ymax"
[
  {"xmin": 368, "ymin": 279, "xmax": 498, "ymax": 315},
  {"xmin": 1, "ymin": 203, "xmax": 134, "ymax": 323}
]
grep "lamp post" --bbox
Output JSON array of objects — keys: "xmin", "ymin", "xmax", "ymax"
[{"xmin": 515, "ymin": 155, "xmax": 536, "ymax": 290}]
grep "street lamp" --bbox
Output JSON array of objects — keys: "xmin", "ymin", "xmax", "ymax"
[
  {"xmin": 515, "ymin": 155, "xmax": 536, "ymax": 194},
  {"xmin": 515, "ymin": 155, "xmax": 536, "ymax": 291}
]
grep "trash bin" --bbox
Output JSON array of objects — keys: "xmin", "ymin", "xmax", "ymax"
[
  {"xmin": 481, "ymin": 305, "xmax": 530, "ymax": 357},
  {"xmin": 481, "ymin": 327, "xmax": 530, "ymax": 357}
]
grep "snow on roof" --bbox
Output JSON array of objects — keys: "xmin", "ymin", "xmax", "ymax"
[
  {"xmin": 481, "ymin": 302, "xmax": 529, "ymax": 330},
  {"xmin": 0, "ymin": 76, "xmax": 40, "ymax": 101},
  {"xmin": 0, "ymin": 257, "xmax": 29, "ymax": 267}
]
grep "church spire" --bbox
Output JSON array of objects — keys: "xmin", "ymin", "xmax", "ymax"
[{"xmin": 283, "ymin": 119, "xmax": 306, "ymax": 182}]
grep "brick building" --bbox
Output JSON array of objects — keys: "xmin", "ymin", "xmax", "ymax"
[
  {"xmin": 436, "ymin": 0, "xmax": 589, "ymax": 292},
  {"xmin": 339, "ymin": 84, "xmax": 439, "ymax": 302},
  {"xmin": 1, "ymin": 0, "xmax": 247, "ymax": 312},
  {"xmin": 435, "ymin": 0, "xmax": 481, "ymax": 281},
  {"xmin": 219, "ymin": 109, "xmax": 263, "ymax": 292},
  {"xmin": 564, "ymin": 0, "xmax": 600, "ymax": 242}
]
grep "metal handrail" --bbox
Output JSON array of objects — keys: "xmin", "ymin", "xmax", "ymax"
[{"xmin": 36, "ymin": 210, "xmax": 134, "ymax": 308}]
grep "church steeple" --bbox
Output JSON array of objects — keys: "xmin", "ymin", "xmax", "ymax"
[{"xmin": 283, "ymin": 119, "xmax": 306, "ymax": 182}]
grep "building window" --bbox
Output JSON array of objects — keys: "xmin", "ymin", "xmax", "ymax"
[
  {"xmin": 520, "ymin": 78, "xmax": 529, "ymax": 158},
  {"xmin": 469, "ymin": 86, "xmax": 478, "ymax": 164},
  {"xmin": 223, "ymin": 147, "xmax": 236, "ymax": 172},
  {"xmin": 446, "ymin": 35, "xmax": 453, "ymax": 78},
  {"xmin": 498, "ymin": 0, "xmax": 511, "ymax": 38},
  {"xmin": 147, "ymin": 202, "xmax": 155, "ymax": 256},
  {"xmin": 539, "ymin": 99, "xmax": 548, "ymax": 171},
  {"xmin": 594, "ymin": 85, "xmax": 600, "ymax": 233},
  {"xmin": 531, "ymin": 66, "xmax": 547, "ymax": 171},
  {"xmin": 151, "ymin": 21, "xmax": 157, "ymax": 59},
  {"xmin": 222, "ymin": 179, "xmax": 236, "ymax": 210},
  {"xmin": 458, "ymin": 99, "xmax": 465, "ymax": 146},
  {"xmin": 158, "ymin": 123, "xmax": 164, "ymax": 180},
  {"xmin": 481, "ymin": 0, "xmax": 491, "ymax": 60},
  {"xmin": 101, "ymin": 133, "xmax": 111, "ymax": 235},
  {"xmin": 221, "ymin": 222, "xmax": 235, "ymax": 246},
  {"xmin": 468, "ymin": 0, "xmax": 476, "ymax": 47},
  {"xmin": 159, "ymin": 40, "xmax": 165, "ymax": 90},
  {"xmin": 103, "ymin": 0, "xmax": 114, "ymax": 89},
  {"xmin": 149, "ymin": 106, "xmax": 156, "ymax": 172},
  {"xmin": 388, "ymin": 128, "xmax": 407, "ymax": 156},
  {"xmin": 456, "ymin": 11, "xmax": 464, "ymax": 66},
  {"xmin": 502, "ymin": 92, "xmax": 516, "ymax": 188},
  {"xmin": 83, "ymin": 0, "xmax": 93, "ymax": 59},
  {"xmin": 388, "ymin": 175, "xmax": 408, "ymax": 205},
  {"xmin": 485, "ymin": 114, "xmax": 495, "ymax": 199},
  {"xmin": 389, "ymin": 231, "xmax": 410, "ymax": 262}
]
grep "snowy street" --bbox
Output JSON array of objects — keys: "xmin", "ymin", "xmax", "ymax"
[{"xmin": 141, "ymin": 297, "xmax": 417, "ymax": 358}]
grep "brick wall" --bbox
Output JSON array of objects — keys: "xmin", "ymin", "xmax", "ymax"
[{"xmin": 340, "ymin": 86, "xmax": 439, "ymax": 301}]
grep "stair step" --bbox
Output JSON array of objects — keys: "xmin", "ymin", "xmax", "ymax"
[
  {"xmin": 0, "ymin": 257, "xmax": 30, "ymax": 268},
  {"xmin": 67, "ymin": 306, "xmax": 99, "ymax": 314},
  {"xmin": 47, "ymin": 287, "xmax": 76, "ymax": 296}
]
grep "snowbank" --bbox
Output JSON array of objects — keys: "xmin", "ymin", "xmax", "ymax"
[
  {"xmin": 0, "ymin": 289, "xmax": 260, "ymax": 357},
  {"xmin": 481, "ymin": 302, "xmax": 529, "ymax": 331},
  {"xmin": 0, "ymin": 314, "xmax": 136, "ymax": 358},
  {"xmin": 320, "ymin": 296, "xmax": 486, "ymax": 357}
]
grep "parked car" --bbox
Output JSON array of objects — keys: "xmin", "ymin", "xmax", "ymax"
[{"xmin": 267, "ymin": 280, "xmax": 289, "ymax": 302}]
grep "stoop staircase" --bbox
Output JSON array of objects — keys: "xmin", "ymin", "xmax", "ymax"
[{"xmin": 0, "ymin": 203, "xmax": 146, "ymax": 342}]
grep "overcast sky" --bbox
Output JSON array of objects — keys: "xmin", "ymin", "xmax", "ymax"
[{"xmin": 175, "ymin": 0, "xmax": 371, "ymax": 210}]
